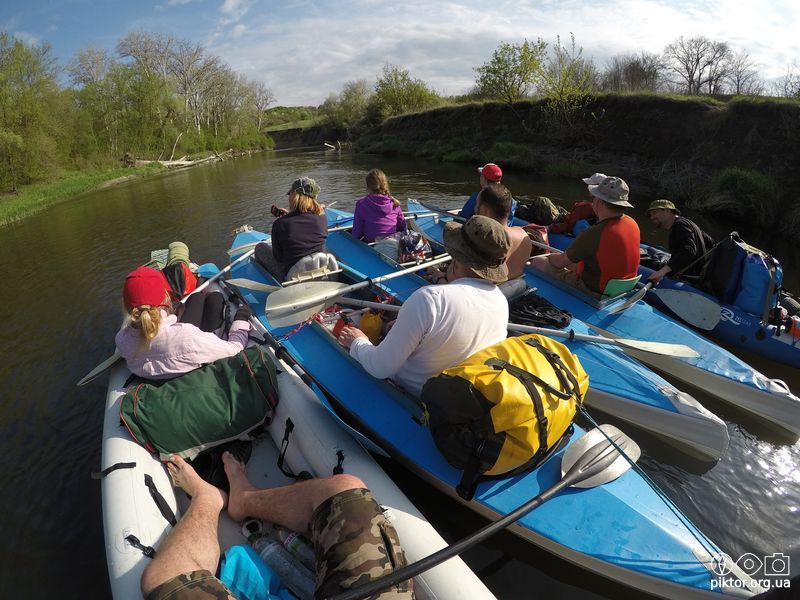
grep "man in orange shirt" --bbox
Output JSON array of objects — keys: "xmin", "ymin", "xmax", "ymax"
[{"xmin": 529, "ymin": 176, "xmax": 640, "ymax": 298}]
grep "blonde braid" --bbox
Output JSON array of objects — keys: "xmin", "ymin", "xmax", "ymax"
[{"xmin": 127, "ymin": 292, "xmax": 172, "ymax": 344}]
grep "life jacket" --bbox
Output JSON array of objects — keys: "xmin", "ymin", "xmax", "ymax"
[
  {"xmin": 162, "ymin": 262, "xmax": 198, "ymax": 301},
  {"xmin": 421, "ymin": 334, "xmax": 587, "ymax": 500}
]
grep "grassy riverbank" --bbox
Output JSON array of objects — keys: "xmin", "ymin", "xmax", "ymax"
[{"xmin": 0, "ymin": 164, "xmax": 164, "ymax": 227}]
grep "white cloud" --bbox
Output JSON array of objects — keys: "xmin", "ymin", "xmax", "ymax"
[
  {"xmin": 219, "ymin": 0, "xmax": 251, "ymax": 21},
  {"xmin": 206, "ymin": 0, "xmax": 800, "ymax": 104},
  {"xmin": 232, "ymin": 23, "xmax": 247, "ymax": 38}
]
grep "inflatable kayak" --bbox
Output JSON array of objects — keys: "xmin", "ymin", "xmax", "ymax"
[
  {"xmin": 409, "ymin": 200, "xmax": 800, "ymax": 439},
  {"xmin": 632, "ymin": 240, "xmax": 799, "ymax": 368},
  {"xmin": 322, "ymin": 210, "xmax": 728, "ymax": 462},
  {"xmin": 227, "ymin": 228, "xmax": 758, "ymax": 599},
  {"xmin": 101, "ymin": 276, "xmax": 495, "ymax": 600}
]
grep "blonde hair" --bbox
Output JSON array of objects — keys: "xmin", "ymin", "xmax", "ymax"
[
  {"xmin": 289, "ymin": 191, "xmax": 324, "ymax": 215},
  {"xmin": 127, "ymin": 294, "xmax": 172, "ymax": 344},
  {"xmin": 366, "ymin": 168, "xmax": 400, "ymax": 208}
]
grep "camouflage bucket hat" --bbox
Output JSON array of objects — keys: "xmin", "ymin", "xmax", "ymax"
[
  {"xmin": 646, "ymin": 199, "xmax": 681, "ymax": 215},
  {"xmin": 443, "ymin": 215, "xmax": 510, "ymax": 283}
]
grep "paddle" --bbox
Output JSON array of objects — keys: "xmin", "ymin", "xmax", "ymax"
[
  {"xmin": 326, "ymin": 424, "xmax": 640, "ymax": 600},
  {"xmin": 528, "ymin": 239, "xmax": 722, "ymax": 330},
  {"xmin": 76, "ymin": 248, "xmax": 256, "ymax": 386},
  {"xmin": 334, "ymin": 298, "xmax": 699, "ymax": 358},
  {"xmin": 264, "ymin": 255, "xmax": 451, "ymax": 327},
  {"xmin": 608, "ymin": 281, "xmax": 654, "ymax": 314}
]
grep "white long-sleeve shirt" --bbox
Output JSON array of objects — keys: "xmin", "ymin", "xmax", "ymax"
[{"xmin": 349, "ymin": 278, "xmax": 508, "ymax": 397}]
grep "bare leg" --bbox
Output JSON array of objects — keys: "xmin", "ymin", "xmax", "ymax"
[
  {"xmin": 223, "ymin": 451, "xmax": 364, "ymax": 534},
  {"xmin": 140, "ymin": 456, "xmax": 228, "ymax": 597}
]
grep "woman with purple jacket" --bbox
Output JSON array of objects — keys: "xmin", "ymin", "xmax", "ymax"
[{"xmin": 351, "ymin": 169, "xmax": 406, "ymax": 243}]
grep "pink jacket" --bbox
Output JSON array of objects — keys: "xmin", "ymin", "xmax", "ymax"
[{"xmin": 115, "ymin": 311, "xmax": 251, "ymax": 379}]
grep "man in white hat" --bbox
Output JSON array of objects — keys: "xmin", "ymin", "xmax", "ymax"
[{"xmin": 529, "ymin": 175, "xmax": 640, "ymax": 298}]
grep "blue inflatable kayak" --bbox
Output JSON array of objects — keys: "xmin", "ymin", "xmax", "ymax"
[
  {"xmin": 407, "ymin": 201, "xmax": 800, "ymax": 439},
  {"xmin": 323, "ymin": 209, "xmax": 728, "ymax": 462},
  {"xmin": 636, "ymin": 241, "xmax": 799, "ymax": 368},
  {"xmin": 226, "ymin": 227, "xmax": 757, "ymax": 599}
]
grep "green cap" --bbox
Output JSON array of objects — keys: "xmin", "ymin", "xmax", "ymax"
[
  {"xmin": 646, "ymin": 199, "xmax": 681, "ymax": 215},
  {"xmin": 287, "ymin": 176, "xmax": 320, "ymax": 198}
]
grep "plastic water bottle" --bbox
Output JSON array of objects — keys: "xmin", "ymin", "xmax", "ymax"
[
  {"xmin": 251, "ymin": 535, "xmax": 315, "ymax": 600},
  {"xmin": 274, "ymin": 526, "xmax": 316, "ymax": 571}
]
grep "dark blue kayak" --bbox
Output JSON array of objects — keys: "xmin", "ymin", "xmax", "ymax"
[
  {"xmin": 408, "ymin": 200, "xmax": 800, "ymax": 439},
  {"xmin": 227, "ymin": 227, "xmax": 755, "ymax": 599}
]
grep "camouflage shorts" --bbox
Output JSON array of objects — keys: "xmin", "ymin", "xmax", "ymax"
[
  {"xmin": 312, "ymin": 487, "xmax": 414, "ymax": 600},
  {"xmin": 145, "ymin": 569, "xmax": 236, "ymax": 600}
]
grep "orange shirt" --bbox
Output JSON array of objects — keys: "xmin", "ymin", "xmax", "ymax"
[{"xmin": 565, "ymin": 215, "xmax": 640, "ymax": 293}]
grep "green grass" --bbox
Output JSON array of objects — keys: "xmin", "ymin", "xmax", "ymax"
[
  {"xmin": 263, "ymin": 118, "xmax": 321, "ymax": 132},
  {"xmin": 542, "ymin": 159, "xmax": 595, "ymax": 179},
  {"xmin": 0, "ymin": 164, "xmax": 163, "ymax": 227}
]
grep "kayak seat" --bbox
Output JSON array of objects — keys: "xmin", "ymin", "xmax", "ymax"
[
  {"xmin": 602, "ymin": 275, "xmax": 641, "ymax": 298},
  {"xmin": 284, "ymin": 252, "xmax": 341, "ymax": 284}
]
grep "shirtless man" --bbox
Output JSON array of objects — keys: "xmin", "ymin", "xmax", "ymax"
[
  {"xmin": 140, "ymin": 453, "xmax": 412, "ymax": 600},
  {"xmin": 474, "ymin": 182, "xmax": 532, "ymax": 279}
]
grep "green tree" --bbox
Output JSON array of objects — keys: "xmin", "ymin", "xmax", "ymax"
[
  {"xmin": 371, "ymin": 65, "xmax": 440, "ymax": 118},
  {"xmin": 601, "ymin": 52, "xmax": 662, "ymax": 92},
  {"xmin": 539, "ymin": 34, "xmax": 598, "ymax": 135},
  {"xmin": 540, "ymin": 33, "xmax": 597, "ymax": 101},
  {"xmin": 320, "ymin": 79, "xmax": 371, "ymax": 130},
  {"xmin": 0, "ymin": 33, "xmax": 64, "ymax": 191},
  {"xmin": 474, "ymin": 38, "xmax": 548, "ymax": 103}
]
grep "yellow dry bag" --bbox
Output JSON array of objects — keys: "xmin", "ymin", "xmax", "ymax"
[{"xmin": 421, "ymin": 334, "xmax": 588, "ymax": 500}]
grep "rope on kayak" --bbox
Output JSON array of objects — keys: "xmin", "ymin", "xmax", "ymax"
[
  {"xmin": 276, "ymin": 305, "xmax": 339, "ymax": 342},
  {"xmin": 577, "ymin": 405, "xmax": 719, "ymax": 558}
]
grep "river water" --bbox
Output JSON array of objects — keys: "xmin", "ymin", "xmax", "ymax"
[{"xmin": 0, "ymin": 150, "xmax": 797, "ymax": 599}]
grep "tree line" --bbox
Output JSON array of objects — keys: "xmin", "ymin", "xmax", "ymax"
[
  {"xmin": 0, "ymin": 31, "xmax": 274, "ymax": 193},
  {"xmin": 321, "ymin": 33, "xmax": 800, "ymax": 132},
  {"xmin": 2, "ymin": 28, "xmax": 800, "ymax": 196}
]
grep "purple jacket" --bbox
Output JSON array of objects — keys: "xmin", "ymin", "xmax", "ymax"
[
  {"xmin": 115, "ymin": 311, "xmax": 250, "ymax": 379},
  {"xmin": 351, "ymin": 194, "xmax": 406, "ymax": 242}
]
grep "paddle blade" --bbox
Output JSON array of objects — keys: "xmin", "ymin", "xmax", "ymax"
[
  {"xmin": 615, "ymin": 338, "xmax": 700, "ymax": 358},
  {"xmin": 561, "ymin": 424, "xmax": 640, "ymax": 488},
  {"xmin": 652, "ymin": 288, "xmax": 721, "ymax": 330},
  {"xmin": 265, "ymin": 281, "xmax": 349, "ymax": 327},
  {"xmin": 608, "ymin": 283, "xmax": 652, "ymax": 315},
  {"xmin": 77, "ymin": 351, "xmax": 122, "ymax": 386}
]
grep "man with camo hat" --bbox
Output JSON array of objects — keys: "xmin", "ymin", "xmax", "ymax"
[
  {"xmin": 141, "ymin": 452, "xmax": 412, "ymax": 600},
  {"xmin": 338, "ymin": 215, "xmax": 510, "ymax": 398}
]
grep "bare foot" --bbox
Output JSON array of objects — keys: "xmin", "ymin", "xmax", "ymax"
[
  {"xmin": 223, "ymin": 451, "xmax": 257, "ymax": 522},
  {"xmin": 166, "ymin": 455, "xmax": 227, "ymax": 510}
]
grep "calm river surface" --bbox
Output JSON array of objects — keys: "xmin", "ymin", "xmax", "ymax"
[{"xmin": 0, "ymin": 150, "xmax": 797, "ymax": 599}]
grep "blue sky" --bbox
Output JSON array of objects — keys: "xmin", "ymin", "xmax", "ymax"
[{"xmin": 2, "ymin": 0, "xmax": 799, "ymax": 105}]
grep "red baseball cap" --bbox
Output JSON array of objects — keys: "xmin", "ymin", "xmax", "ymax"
[
  {"xmin": 477, "ymin": 163, "xmax": 502, "ymax": 182},
  {"xmin": 123, "ymin": 266, "xmax": 170, "ymax": 311}
]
